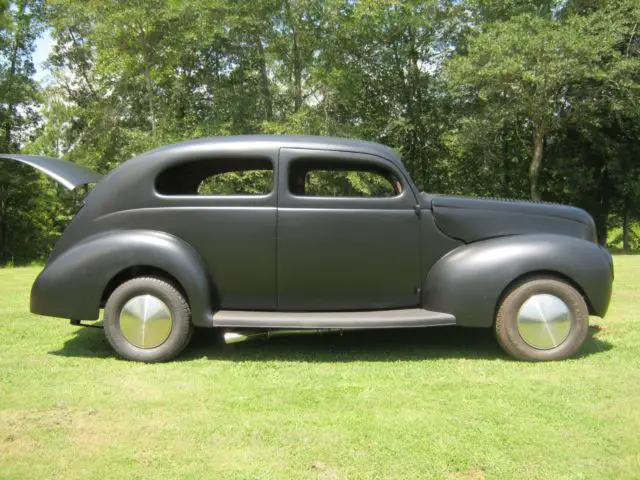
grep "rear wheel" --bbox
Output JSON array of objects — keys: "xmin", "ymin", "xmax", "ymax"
[
  {"xmin": 495, "ymin": 277, "xmax": 589, "ymax": 361},
  {"xmin": 104, "ymin": 277, "xmax": 193, "ymax": 362}
]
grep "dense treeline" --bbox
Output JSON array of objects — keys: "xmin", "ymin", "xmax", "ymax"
[{"xmin": 0, "ymin": 0, "xmax": 639, "ymax": 264}]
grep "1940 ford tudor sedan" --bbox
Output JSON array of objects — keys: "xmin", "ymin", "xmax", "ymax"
[{"xmin": 0, "ymin": 136, "xmax": 613, "ymax": 362}]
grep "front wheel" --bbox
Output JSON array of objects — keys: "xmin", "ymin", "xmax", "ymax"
[
  {"xmin": 495, "ymin": 277, "xmax": 589, "ymax": 361},
  {"xmin": 104, "ymin": 277, "xmax": 193, "ymax": 362}
]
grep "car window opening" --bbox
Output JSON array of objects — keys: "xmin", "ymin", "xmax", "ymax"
[
  {"xmin": 156, "ymin": 157, "xmax": 274, "ymax": 196},
  {"xmin": 289, "ymin": 160, "xmax": 401, "ymax": 198}
]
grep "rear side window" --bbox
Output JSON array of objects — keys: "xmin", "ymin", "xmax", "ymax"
[
  {"xmin": 198, "ymin": 170, "xmax": 272, "ymax": 196},
  {"xmin": 289, "ymin": 160, "xmax": 401, "ymax": 198},
  {"xmin": 156, "ymin": 158, "xmax": 273, "ymax": 196}
]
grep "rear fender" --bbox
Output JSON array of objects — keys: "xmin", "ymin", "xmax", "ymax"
[
  {"xmin": 421, "ymin": 234, "xmax": 613, "ymax": 327},
  {"xmin": 30, "ymin": 230, "xmax": 216, "ymax": 326}
]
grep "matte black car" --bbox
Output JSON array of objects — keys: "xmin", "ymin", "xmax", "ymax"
[{"xmin": 1, "ymin": 136, "xmax": 613, "ymax": 362}]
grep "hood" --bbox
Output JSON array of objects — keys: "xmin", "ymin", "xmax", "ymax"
[
  {"xmin": 0, "ymin": 154, "xmax": 102, "ymax": 190},
  {"xmin": 428, "ymin": 194, "xmax": 597, "ymax": 243}
]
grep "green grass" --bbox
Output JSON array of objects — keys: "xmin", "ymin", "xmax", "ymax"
[{"xmin": 1, "ymin": 259, "xmax": 639, "ymax": 480}]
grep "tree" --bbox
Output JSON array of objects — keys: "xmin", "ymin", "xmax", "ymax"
[
  {"xmin": 7, "ymin": 0, "xmax": 639, "ymax": 263},
  {"xmin": 0, "ymin": 0, "xmax": 45, "ymax": 264},
  {"xmin": 446, "ymin": 13, "xmax": 614, "ymax": 200}
]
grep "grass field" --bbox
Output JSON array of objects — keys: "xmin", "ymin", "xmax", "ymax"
[{"xmin": 0, "ymin": 258, "xmax": 639, "ymax": 479}]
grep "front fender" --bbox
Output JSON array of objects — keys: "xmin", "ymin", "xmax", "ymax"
[
  {"xmin": 421, "ymin": 234, "xmax": 613, "ymax": 327},
  {"xmin": 31, "ymin": 230, "xmax": 215, "ymax": 326}
]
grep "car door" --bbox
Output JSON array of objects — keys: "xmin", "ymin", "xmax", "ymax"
[
  {"xmin": 276, "ymin": 148, "xmax": 421, "ymax": 311},
  {"xmin": 150, "ymin": 152, "xmax": 279, "ymax": 310}
]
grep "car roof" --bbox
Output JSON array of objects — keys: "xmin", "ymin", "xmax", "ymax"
[
  {"xmin": 83, "ymin": 135, "xmax": 410, "ymax": 213},
  {"xmin": 141, "ymin": 135, "xmax": 403, "ymax": 166}
]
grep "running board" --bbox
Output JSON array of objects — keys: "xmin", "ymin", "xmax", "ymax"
[{"xmin": 211, "ymin": 308, "xmax": 456, "ymax": 329}]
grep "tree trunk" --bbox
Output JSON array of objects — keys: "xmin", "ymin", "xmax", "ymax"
[
  {"xmin": 406, "ymin": 26, "xmax": 427, "ymax": 189},
  {"xmin": 594, "ymin": 166, "xmax": 611, "ymax": 246},
  {"xmin": 502, "ymin": 123, "xmax": 510, "ymax": 197},
  {"xmin": 623, "ymin": 199, "xmax": 631, "ymax": 251},
  {"xmin": 0, "ymin": 197, "xmax": 6, "ymax": 266},
  {"xmin": 256, "ymin": 35, "xmax": 272, "ymax": 121},
  {"xmin": 596, "ymin": 205, "xmax": 609, "ymax": 246},
  {"xmin": 4, "ymin": 106, "xmax": 13, "ymax": 153},
  {"xmin": 393, "ymin": 44, "xmax": 418, "ymax": 184},
  {"xmin": 285, "ymin": 0, "xmax": 302, "ymax": 112},
  {"xmin": 529, "ymin": 127, "xmax": 545, "ymax": 201},
  {"xmin": 292, "ymin": 25, "xmax": 301, "ymax": 112},
  {"xmin": 144, "ymin": 63, "xmax": 156, "ymax": 134},
  {"xmin": 4, "ymin": 1, "xmax": 27, "ymax": 153}
]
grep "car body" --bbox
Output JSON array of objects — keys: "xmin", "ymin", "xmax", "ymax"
[{"xmin": 1, "ymin": 135, "xmax": 614, "ymax": 362}]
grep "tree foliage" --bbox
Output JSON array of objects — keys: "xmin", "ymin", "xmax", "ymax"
[
  {"xmin": 0, "ymin": 0, "xmax": 639, "ymax": 264},
  {"xmin": 0, "ymin": 0, "xmax": 51, "ymax": 264}
]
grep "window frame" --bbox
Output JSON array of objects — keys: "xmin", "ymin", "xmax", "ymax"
[
  {"xmin": 153, "ymin": 153, "xmax": 278, "ymax": 207},
  {"xmin": 197, "ymin": 167, "xmax": 274, "ymax": 197},
  {"xmin": 278, "ymin": 148, "xmax": 417, "ymax": 210},
  {"xmin": 290, "ymin": 162, "xmax": 402, "ymax": 199}
]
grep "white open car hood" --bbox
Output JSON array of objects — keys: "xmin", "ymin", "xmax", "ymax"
[{"xmin": 0, "ymin": 154, "xmax": 102, "ymax": 190}]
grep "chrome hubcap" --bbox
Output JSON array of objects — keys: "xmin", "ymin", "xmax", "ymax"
[
  {"xmin": 119, "ymin": 295, "xmax": 172, "ymax": 349},
  {"xmin": 517, "ymin": 294, "xmax": 571, "ymax": 350}
]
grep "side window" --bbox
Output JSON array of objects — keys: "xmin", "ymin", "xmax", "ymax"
[
  {"xmin": 198, "ymin": 170, "xmax": 272, "ymax": 196},
  {"xmin": 156, "ymin": 158, "xmax": 273, "ymax": 196},
  {"xmin": 289, "ymin": 160, "xmax": 402, "ymax": 198}
]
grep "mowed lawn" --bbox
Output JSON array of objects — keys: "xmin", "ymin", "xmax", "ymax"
[{"xmin": 0, "ymin": 258, "xmax": 639, "ymax": 480}]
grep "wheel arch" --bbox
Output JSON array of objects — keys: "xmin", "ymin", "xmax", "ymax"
[
  {"xmin": 31, "ymin": 230, "xmax": 217, "ymax": 327},
  {"xmin": 421, "ymin": 234, "xmax": 613, "ymax": 328},
  {"xmin": 493, "ymin": 270, "xmax": 595, "ymax": 323},
  {"xmin": 100, "ymin": 265, "xmax": 189, "ymax": 308}
]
